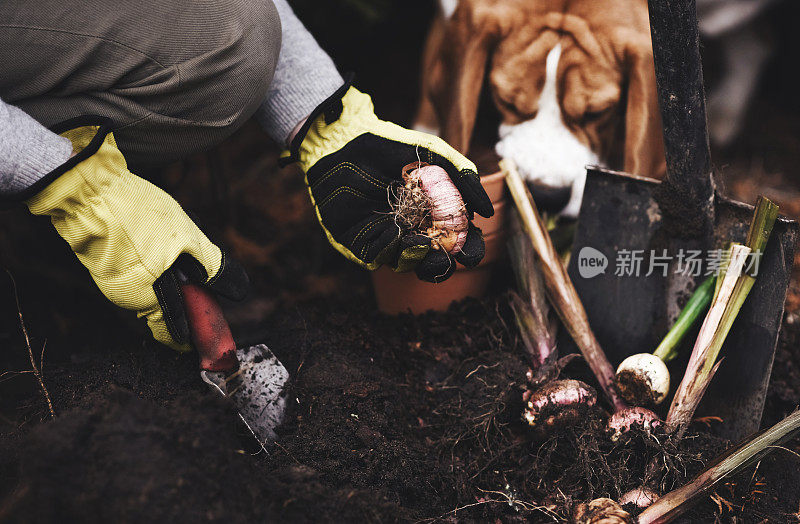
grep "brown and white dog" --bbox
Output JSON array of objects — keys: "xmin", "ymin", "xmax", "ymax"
[{"xmin": 415, "ymin": 0, "xmax": 666, "ymax": 216}]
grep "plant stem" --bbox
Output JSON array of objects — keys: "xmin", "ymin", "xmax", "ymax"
[
  {"xmin": 709, "ymin": 196, "xmax": 778, "ymax": 356},
  {"xmin": 502, "ymin": 159, "xmax": 626, "ymax": 411},
  {"xmin": 5, "ymin": 269, "xmax": 55, "ymax": 418},
  {"xmin": 666, "ymin": 197, "xmax": 779, "ymax": 436},
  {"xmin": 637, "ymin": 410, "xmax": 800, "ymax": 524},
  {"xmin": 713, "ymin": 197, "xmax": 778, "ymax": 302},
  {"xmin": 712, "ymin": 244, "xmax": 730, "ymax": 304},
  {"xmin": 509, "ymin": 228, "xmax": 555, "ymax": 353},
  {"xmin": 666, "ymin": 244, "xmax": 751, "ymax": 436},
  {"xmin": 509, "ymin": 292, "xmax": 553, "ymax": 366},
  {"xmin": 653, "ymin": 276, "xmax": 716, "ymax": 363},
  {"xmin": 746, "ymin": 196, "xmax": 780, "ymax": 256}
]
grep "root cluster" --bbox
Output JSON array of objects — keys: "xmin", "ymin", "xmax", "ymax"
[{"xmin": 389, "ymin": 181, "xmax": 434, "ymax": 233}]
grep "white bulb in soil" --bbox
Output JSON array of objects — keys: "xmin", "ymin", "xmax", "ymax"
[{"xmin": 614, "ymin": 353, "xmax": 670, "ymax": 406}]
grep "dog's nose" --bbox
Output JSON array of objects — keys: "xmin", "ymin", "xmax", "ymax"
[{"xmin": 527, "ymin": 181, "xmax": 573, "ymax": 214}]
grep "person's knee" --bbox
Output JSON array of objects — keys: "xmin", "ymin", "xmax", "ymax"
[
  {"xmin": 119, "ymin": 0, "xmax": 282, "ymax": 163},
  {"xmin": 169, "ymin": 0, "xmax": 281, "ymax": 128},
  {"xmin": 0, "ymin": 0, "xmax": 282, "ymax": 165},
  {"xmin": 215, "ymin": 0, "xmax": 281, "ymax": 107}
]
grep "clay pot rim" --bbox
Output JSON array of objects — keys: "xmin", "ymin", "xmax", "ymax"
[{"xmin": 481, "ymin": 171, "xmax": 504, "ymax": 183}]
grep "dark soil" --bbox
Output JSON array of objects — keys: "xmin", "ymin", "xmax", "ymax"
[
  {"xmin": 2, "ymin": 137, "xmax": 800, "ymax": 521},
  {"xmin": 4, "ymin": 275, "xmax": 800, "ymax": 523},
  {"xmin": 3, "ymin": 1, "xmax": 800, "ymax": 523}
]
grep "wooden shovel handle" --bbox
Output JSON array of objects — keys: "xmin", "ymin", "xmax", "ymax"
[{"xmin": 647, "ymin": 0, "xmax": 715, "ymax": 227}]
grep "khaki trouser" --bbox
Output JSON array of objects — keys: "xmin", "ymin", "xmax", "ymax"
[{"xmin": 0, "ymin": 0, "xmax": 281, "ymax": 166}]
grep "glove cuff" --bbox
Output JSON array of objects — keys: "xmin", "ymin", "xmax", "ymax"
[
  {"xmin": 9, "ymin": 117, "xmax": 113, "ymax": 202},
  {"xmin": 279, "ymin": 73, "xmax": 355, "ymax": 168},
  {"xmin": 24, "ymin": 120, "xmax": 130, "ymax": 215}
]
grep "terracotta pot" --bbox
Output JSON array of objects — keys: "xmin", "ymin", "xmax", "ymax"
[
  {"xmin": 480, "ymin": 171, "xmax": 506, "ymax": 202},
  {"xmin": 473, "ymin": 200, "xmax": 506, "ymax": 236},
  {"xmin": 372, "ymin": 172, "xmax": 507, "ymax": 315}
]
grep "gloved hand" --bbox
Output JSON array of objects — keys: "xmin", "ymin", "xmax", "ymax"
[
  {"xmin": 23, "ymin": 119, "xmax": 248, "ymax": 351},
  {"xmin": 281, "ymin": 78, "xmax": 494, "ymax": 283}
]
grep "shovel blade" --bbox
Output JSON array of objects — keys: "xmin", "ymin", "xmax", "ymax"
[
  {"xmin": 202, "ymin": 344, "xmax": 290, "ymax": 446},
  {"xmin": 562, "ymin": 167, "xmax": 797, "ymax": 440}
]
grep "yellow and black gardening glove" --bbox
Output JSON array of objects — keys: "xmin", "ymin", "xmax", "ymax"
[
  {"xmin": 281, "ymin": 78, "xmax": 494, "ymax": 283},
  {"xmin": 21, "ymin": 118, "xmax": 248, "ymax": 351}
]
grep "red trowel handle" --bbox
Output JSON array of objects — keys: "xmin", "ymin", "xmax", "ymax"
[{"xmin": 180, "ymin": 283, "xmax": 238, "ymax": 372}]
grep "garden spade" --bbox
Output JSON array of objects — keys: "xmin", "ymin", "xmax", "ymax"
[
  {"xmin": 563, "ymin": 0, "xmax": 797, "ymax": 440},
  {"xmin": 180, "ymin": 279, "xmax": 290, "ymax": 447}
]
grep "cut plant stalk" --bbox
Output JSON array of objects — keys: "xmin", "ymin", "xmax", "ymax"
[
  {"xmin": 712, "ymin": 196, "xmax": 779, "ymax": 304},
  {"xmin": 503, "ymin": 160, "xmax": 660, "ymax": 439},
  {"xmin": 573, "ymin": 410, "xmax": 800, "ymax": 523},
  {"xmin": 614, "ymin": 276, "xmax": 716, "ymax": 406},
  {"xmin": 667, "ymin": 197, "xmax": 780, "ymax": 436},
  {"xmin": 509, "ymin": 229, "xmax": 556, "ymax": 369},
  {"xmin": 502, "ymin": 159, "xmax": 625, "ymax": 412},
  {"xmin": 509, "ymin": 228, "xmax": 598, "ymax": 433},
  {"xmin": 666, "ymin": 243, "xmax": 750, "ymax": 435}
]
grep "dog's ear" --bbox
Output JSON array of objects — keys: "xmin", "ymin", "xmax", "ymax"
[
  {"xmin": 622, "ymin": 35, "xmax": 666, "ymax": 177},
  {"xmin": 435, "ymin": 0, "xmax": 499, "ymax": 154}
]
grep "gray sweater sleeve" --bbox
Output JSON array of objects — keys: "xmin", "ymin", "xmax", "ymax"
[
  {"xmin": 0, "ymin": 98, "xmax": 73, "ymax": 196},
  {"xmin": 256, "ymin": 0, "xmax": 344, "ymax": 144}
]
